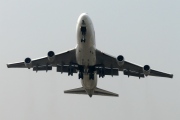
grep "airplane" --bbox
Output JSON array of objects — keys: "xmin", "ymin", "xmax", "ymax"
[{"xmin": 7, "ymin": 13, "xmax": 173, "ymax": 97}]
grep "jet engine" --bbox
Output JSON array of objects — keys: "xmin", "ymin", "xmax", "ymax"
[
  {"xmin": 47, "ymin": 51, "xmax": 55, "ymax": 62},
  {"xmin": 143, "ymin": 65, "xmax": 151, "ymax": 76},
  {"xmin": 117, "ymin": 55, "xmax": 124, "ymax": 66},
  {"xmin": 24, "ymin": 57, "xmax": 32, "ymax": 69}
]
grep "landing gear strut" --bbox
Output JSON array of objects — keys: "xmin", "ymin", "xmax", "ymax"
[
  {"xmin": 89, "ymin": 73, "xmax": 94, "ymax": 80},
  {"xmin": 81, "ymin": 36, "xmax": 86, "ymax": 42},
  {"xmin": 68, "ymin": 69, "xmax": 73, "ymax": 76},
  {"xmin": 88, "ymin": 66, "xmax": 95, "ymax": 80},
  {"xmin": 78, "ymin": 65, "xmax": 84, "ymax": 80},
  {"xmin": 68, "ymin": 64, "xmax": 73, "ymax": 76},
  {"xmin": 98, "ymin": 67, "xmax": 105, "ymax": 78},
  {"xmin": 79, "ymin": 72, "xmax": 84, "ymax": 79}
]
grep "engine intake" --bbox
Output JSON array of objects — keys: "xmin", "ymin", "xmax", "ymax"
[
  {"xmin": 143, "ymin": 65, "xmax": 151, "ymax": 76},
  {"xmin": 117, "ymin": 55, "xmax": 124, "ymax": 66},
  {"xmin": 24, "ymin": 57, "xmax": 32, "ymax": 68},
  {"xmin": 47, "ymin": 51, "xmax": 55, "ymax": 62}
]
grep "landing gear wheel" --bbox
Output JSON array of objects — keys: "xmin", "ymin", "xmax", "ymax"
[
  {"xmin": 68, "ymin": 72, "xmax": 73, "ymax": 76},
  {"xmin": 89, "ymin": 73, "xmax": 94, "ymax": 80},
  {"xmin": 81, "ymin": 39, "xmax": 85, "ymax": 42},
  {"xmin": 99, "ymin": 74, "xmax": 101, "ymax": 78},
  {"xmin": 68, "ymin": 68, "xmax": 73, "ymax": 76},
  {"xmin": 78, "ymin": 72, "xmax": 84, "ymax": 79},
  {"xmin": 98, "ymin": 68, "xmax": 105, "ymax": 78},
  {"xmin": 99, "ymin": 74, "xmax": 105, "ymax": 78}
]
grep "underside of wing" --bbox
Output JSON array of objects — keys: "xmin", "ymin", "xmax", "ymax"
[
  {"xmin": 7, "ymin": 48, "xmax": 77, "ymax": 73},
  {"xmin": 149, "ymin": 69, "xmax": 173, "ymax": 78},
  {"xmin": 96, "ymin": 49, "xmax": 173, "ymax": 78},
  {"xmin": 123, "ymin": 61, "xmax": 173, "ymax": 78}
]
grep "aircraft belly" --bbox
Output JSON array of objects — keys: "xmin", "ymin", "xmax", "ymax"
[
  {"xmin": 76, "ymin": 44, "xmax": 96, "ymax": 66},
  {"xmin": 81, "ymin": 73, "xmax": 97, "ymax": 89},
  {"xmin": 76, "ymin": 18, "xmax": 96, "ymax": 66}
]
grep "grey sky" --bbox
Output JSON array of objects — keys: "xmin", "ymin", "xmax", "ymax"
[{"xmin": 0, "ymin": 0, "xmax": 180, "ymax": 120}]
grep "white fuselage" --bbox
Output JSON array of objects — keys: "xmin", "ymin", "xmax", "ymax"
[{"xmin": 75, "ymin": 13, "xmax": 97, "ymax": 95}]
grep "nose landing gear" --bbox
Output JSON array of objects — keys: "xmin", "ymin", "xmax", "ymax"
[
  {"xmin": 81, "ymin": 39, "xmax": 85, "ymax": 43},
  {"xmin": 81, "ymin": 26, "xmax": 86, "ymax": 42},
  {"xmin": 80, "ymin": 20, "xmax": 86, "ymax": 42}
]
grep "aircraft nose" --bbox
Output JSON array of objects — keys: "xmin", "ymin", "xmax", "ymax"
[
  {"xmin": 80, "ymin": 13, "xmax": 89, "ymax": 23},
  {"xmin": 81, "ymin": 13, "xmax": 88, "ymax": 17},
  {"xmin": 77, "ymin": 13, "xmax": 92, "ymax": 27}
]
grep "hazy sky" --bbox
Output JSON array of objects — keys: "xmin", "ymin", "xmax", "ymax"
[{"xmin": 0, "ymin": 0, "xmax": 180, "ymax": 120}]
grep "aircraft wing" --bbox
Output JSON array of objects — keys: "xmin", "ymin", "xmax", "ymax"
[
  {"xmin": 96, "ymin": 49, "xmax": 173, "ymax": 78},
  {"xmin": 7, "ymin": 48, "xmax": 77, "ymax": 71}
]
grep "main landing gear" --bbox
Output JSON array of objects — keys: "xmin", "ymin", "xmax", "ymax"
[
  {"xmin": 68, "ymin": 64, "xmax": 74, "ymax": 76},
  {"xmin": 78, "ymin": 72, "xmax": 94, "ymax": 80},
  {"xmin": 89, "ymin": 73, "xmax": 94, "ymax": 80},
  {"xmin": 78, "ymin": 65, "xmax": 95, "ymax": 80},
  {"xmin": 88, "ymin": 66, "xmax": 95, "ymax": 80},
  {"xmin": 98, "ymin": 67, "xmax": 105, "ymax": 78},
  {"xmin": 78, "ymin": 72, "xmax": 84, "ymax": 79}
]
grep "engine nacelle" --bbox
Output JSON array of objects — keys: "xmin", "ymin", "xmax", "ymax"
[
  {"xmin": 24, "ymin": 57, "xmax": 32, "ymax": 69},
  {"xmin": 47, "ymin": 51, "xmax": 55, "ymax": 62},
  {"xmin": 116, "ymin": 55, "xmax": 124, "ymax": 66},
  {"xmin": 143, "ymin": 65, "xmax": 151, "ymax": 76}
]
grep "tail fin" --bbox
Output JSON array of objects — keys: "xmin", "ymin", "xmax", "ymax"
[{"xmin": 64, "ymin": 87, "xmax": 118, "ymax": 97}]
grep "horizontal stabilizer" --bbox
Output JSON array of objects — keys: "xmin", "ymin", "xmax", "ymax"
[
  {"xmin": 94, "ymin": 87, "xmax": 118, "ymax": 97},
  {"xmin": 64, "ymin": 87, "xmax": 86, "ymax": 94},
  {"xmin": 64, "ymin": 87, "xmax": 119, "ymax": 97}
]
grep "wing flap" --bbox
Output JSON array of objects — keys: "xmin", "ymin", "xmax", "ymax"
[
  {"xmin": 123, "ymin": 69, "xmax": 145, "ymax": 78},
  {"xmin": 33, "ymin": 65, "xmax": 52, "ymax": 71},
  {"xmin": 96, "ymin": 67, "xmax": 119, "ymax": 76},
  {"xmin": 57, "ymin": 65, "xmax": 77, "ymax": 73}
]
